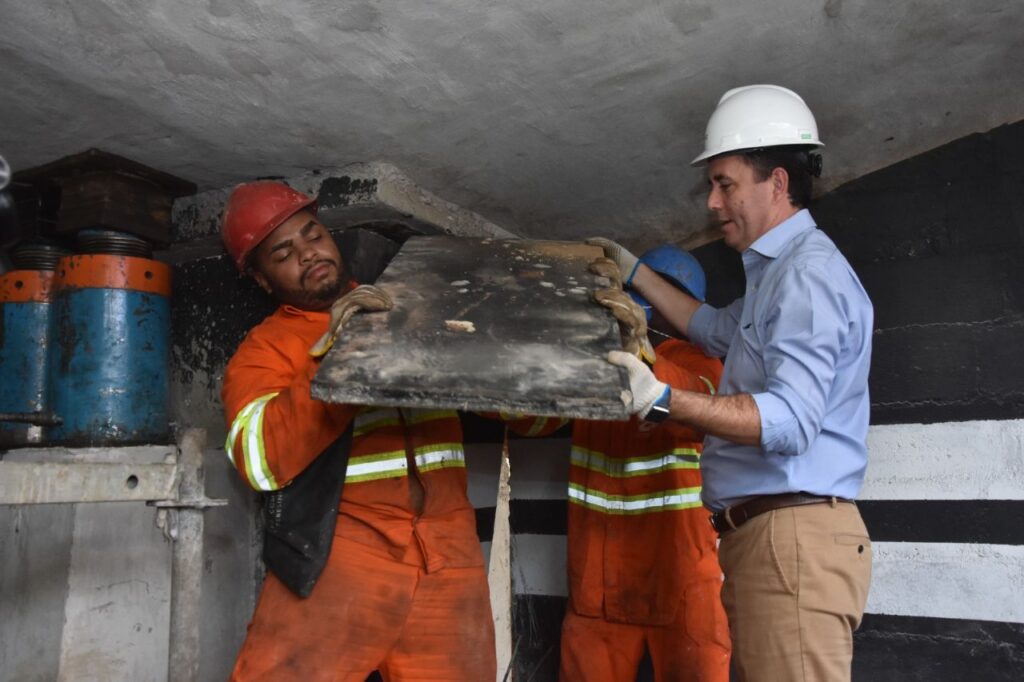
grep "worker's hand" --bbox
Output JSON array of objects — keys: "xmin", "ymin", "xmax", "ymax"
[
  {"xmin": 593, "ymin": 288, "xmax": 656, "ymax": 366},
  {"xmin": 608, "ymin": 350, "xmax": 669, "ymax": 419},
  {"xmin": 587, "ymin": 256, "xmax": 623, "ymax": 290},
  {"xmin": 586, "ymin": 238, "xmax": 639, "ymax": 286},
  {"xmin": 309, "ymin": 285, "xmax": 394, "ymax": 357}
]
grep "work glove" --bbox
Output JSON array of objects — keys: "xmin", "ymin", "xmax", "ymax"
[
  {"xmin": 593, "ymin": 288, "xmax": 656, "ymax": 366},
  {"xmin": 588, "ymin": 256, "xmax": 623, "ymax": 290},
  {"xmin": 586, "ymin": 237, "xmax": 640, "ymax": 286},
  {"xmin": 607, "ymin": 351, "xmax": 670, "ymax": 419},
  {"xmin": 309, "ymin": 284, "xmax": 394, "ymax": 357}
]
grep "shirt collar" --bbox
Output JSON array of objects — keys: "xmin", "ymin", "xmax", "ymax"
[
  {"xmin": 280, "ymin": 304, "xmax": 329, "ymax": 322},
  {"xmin": 746, "ymin": 208, "xmax": 817, "ymax": 260}
]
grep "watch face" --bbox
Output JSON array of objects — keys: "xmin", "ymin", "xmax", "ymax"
[{"xmin": 645, "ymin": 403, "xmax": 671, "ymax": 423}]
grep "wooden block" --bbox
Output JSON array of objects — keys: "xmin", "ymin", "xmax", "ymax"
[
  {"xmin": 15, "ymin": 148, "xmax": 196, "ymax": 246},
  {"xmin": 312, "ymin": 236, "xmax": 631, "ymax": 420}
]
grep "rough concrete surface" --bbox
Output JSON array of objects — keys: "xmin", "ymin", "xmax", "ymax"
[{"xmin": 1, "ymin": 1, "xmax": 1022, "ymax": 252}]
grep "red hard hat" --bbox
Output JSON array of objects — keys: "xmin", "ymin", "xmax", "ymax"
[{"xmin": 221, "ymin": 181, "xmax": 317, "ymax": 271}]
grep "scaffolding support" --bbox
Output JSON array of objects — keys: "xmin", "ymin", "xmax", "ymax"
[{"xmin": 0, "ymin": 428, "xmax": 226, "ymax": 682}]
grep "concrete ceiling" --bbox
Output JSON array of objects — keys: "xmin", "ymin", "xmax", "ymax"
[{"xmin": 2, "ymin": 0, "xmax": 1022, "ymax": 250}]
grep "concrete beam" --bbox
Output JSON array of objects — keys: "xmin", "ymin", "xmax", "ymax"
[
  {"xmin": 169, "ymin": 161, "xmax": 517, "ymax": 262},
  {"xmin": 0, "ymin": 445, "xmax": 177, "ymax": 505}
]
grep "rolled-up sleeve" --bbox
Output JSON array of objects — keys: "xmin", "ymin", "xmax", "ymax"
[
  {"xmin": 688, "ymin": 298, "xmax": 742, "ymax": 358},
  {"xmin": 752, "ymin": 263, "xmax": 846, "ymax": 456}
]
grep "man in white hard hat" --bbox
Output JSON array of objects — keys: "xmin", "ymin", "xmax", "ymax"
[{"xmin": 591, "ymin": 84, "xmax": 873, "ymax": 681}]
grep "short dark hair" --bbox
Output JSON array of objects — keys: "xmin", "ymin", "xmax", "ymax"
[{"xmin": 741, "ymin": 146, "xmax": 821, "ymax": 209}]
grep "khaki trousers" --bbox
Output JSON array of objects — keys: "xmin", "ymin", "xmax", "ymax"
[{"xmin": 718, "ymin": 502, "xmax": 871, "ymax": 682}]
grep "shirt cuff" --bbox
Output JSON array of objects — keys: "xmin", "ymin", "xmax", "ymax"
[
  {"xmin": 687, "ymin": 303, "xmax": 715, "ymax": 347},
  {"xmin": 751, "ymin": 391, "xmax": 799, "ymax": 455}
]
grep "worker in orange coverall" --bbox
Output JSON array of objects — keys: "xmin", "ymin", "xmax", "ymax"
[
  {"xmin": 512, "ymin": 245, "xmax": 731, "ymax": 682},
  {"xmin": 219, "ymin": 180, "xmax": 495, "ymax": 681}
]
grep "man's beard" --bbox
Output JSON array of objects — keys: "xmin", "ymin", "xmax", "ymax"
[{"xmin": 272, "ymin": 266, "xmax": 346, "ymax": 310}]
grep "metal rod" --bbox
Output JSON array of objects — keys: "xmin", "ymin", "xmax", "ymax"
[
  {"xmin": 0, "ymin": 411, "xmax": 62, "ymax": 426},
  {"xmin": 168, "ymin": 428, "xmax": 207, "ymax": 682}
]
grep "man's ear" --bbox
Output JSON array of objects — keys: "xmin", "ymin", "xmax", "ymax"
[
  {"xmin": 770, "ymin": 167, "xmax": 790, "ymax": 203},
  {"xmin": 250, "ymin": 268, "xmax": 272, "ymax": 294}
]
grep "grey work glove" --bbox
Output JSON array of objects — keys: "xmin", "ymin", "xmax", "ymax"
[
  {"xmin": 607, "ymin": 350, "xmax": 669, "ymax": 419},
  {"xmin": 309, "ymin": 285, "xmax": 394, "ymax": 357},
  {"xmin": 593, "ymin": 288, "xmax": 657, "ymax": 366},
  {"xmin": 586, "ymin": 238, "xmax": 640, "ymax": 286}
]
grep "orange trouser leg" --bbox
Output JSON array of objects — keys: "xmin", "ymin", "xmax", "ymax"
[
  {"xmin": 559, "ymin": 611, "xmax": 645, "ymax": 682},
  {"xmin": 645, "ymin": 579, "xmax": 731, "ymax": 682},
  {"xmin": 229, "ymin": 536, "xmax": 495, "ymax": 682},
  {"xmin": 377, "ymin": 561, "xmax": 496, "ymax": 681}
]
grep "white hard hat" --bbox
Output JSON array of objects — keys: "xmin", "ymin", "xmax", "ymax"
[{"xmin": 691, "ymin": 84, "xmax": 824, "ymax": 165}]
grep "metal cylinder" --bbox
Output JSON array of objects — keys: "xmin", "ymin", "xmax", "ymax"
[
  {"xmin": 48, "ymin": 254, "xmax": 172, "ymax": 446},
  {"xmin": 0, "ymin": 270, "xmax": 55, "ymax": 446}
]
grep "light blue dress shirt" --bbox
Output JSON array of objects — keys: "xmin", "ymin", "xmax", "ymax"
[{"xmin": 688, "ymin": 209, "xmax": 873, "ymax": 511}]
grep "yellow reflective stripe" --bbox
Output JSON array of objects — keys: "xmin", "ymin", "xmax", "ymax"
[
  {"xmin": 403, "ymin": 409, "xmax": 459, "ymax": 425},
  {"xmin": 224, "ymin": 399, "xmax": 260, "ymax": 461},
  {"xmin": 570, "ymin": 446, "xmax": 699, "ymax": 478},
  {"xmin": 225, "ymin": 393, "xmax": 280, "ymax": 491},
  {"xmin": 414, "ymin": 445, "xmax": 465, "ymax": 473},
  {"xmin": 567, "ymin": 482, "xmax": 703, "ymax": 514},
  {"xmin": 352, "ymin": 408, "xmax": 401, "ymax": 437},
  {"xmin": 345, "ymin": 450, "xmax": 408, "ymax": 482},
  {"xmin": 698, "ymin": 375, "xmax": 716, "ymax": 395},
  {"xmin": 351, "ymin": 408, "xmax": 458, "ymax": 437},
  {"xmin": 527, "ymin": 417, "xmax": 565, "ymax": 436}
]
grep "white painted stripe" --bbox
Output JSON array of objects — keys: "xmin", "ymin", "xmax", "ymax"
[
  {"xmin": 506, "ymin": 537, "xmax": 1024, "ymax": 625},
  {"xmin": 863, "ymin": 419, "xmax": 1024, "ymax": 500},
  {"xmin": 867, "ymin": 542, "xmax": 1024, "ymax": 624}
]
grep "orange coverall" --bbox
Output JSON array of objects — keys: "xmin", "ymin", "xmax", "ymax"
[
  {"xmin": 517, "ymin": 339, "xmax": 731, "ymax": 682},
  {"xmin": 222, "ymin": 304, "xmax": 495, "ymax": 682}
]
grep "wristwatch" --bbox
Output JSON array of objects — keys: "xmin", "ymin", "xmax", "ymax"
[{"xmin": 644, "ymin": 386, "xmax": 672, "ymax": 423}]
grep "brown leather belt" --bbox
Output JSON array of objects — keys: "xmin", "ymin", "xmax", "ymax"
[{"xmin": 709, "ymin": 493, "xmax": 853, "ymax": 535}]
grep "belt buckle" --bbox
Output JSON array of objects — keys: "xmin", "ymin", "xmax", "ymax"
[{"xmin": 710, "ymin": 507, "xmax": 737, "ymax": 534}]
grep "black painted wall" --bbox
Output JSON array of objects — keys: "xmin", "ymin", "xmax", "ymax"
[
  {"xmin": 815, "ymin": 121, "xmax": 1024, "ymax": 427},
  {"xmin": 814, "ymin": 121, "xmax": 1024, "ymax": 679}
]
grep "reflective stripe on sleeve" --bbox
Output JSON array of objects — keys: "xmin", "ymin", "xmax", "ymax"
[
  {"xmin": 570, "ymin": 446, "xmax": 700, "ymax": 478},
  {"xmin": 225, "ymin": 392, "xmax": 281, "ymax": 491},
  {"xmin": 568, "ymin": 482, "xmax": 703, "ymax": 514}
]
